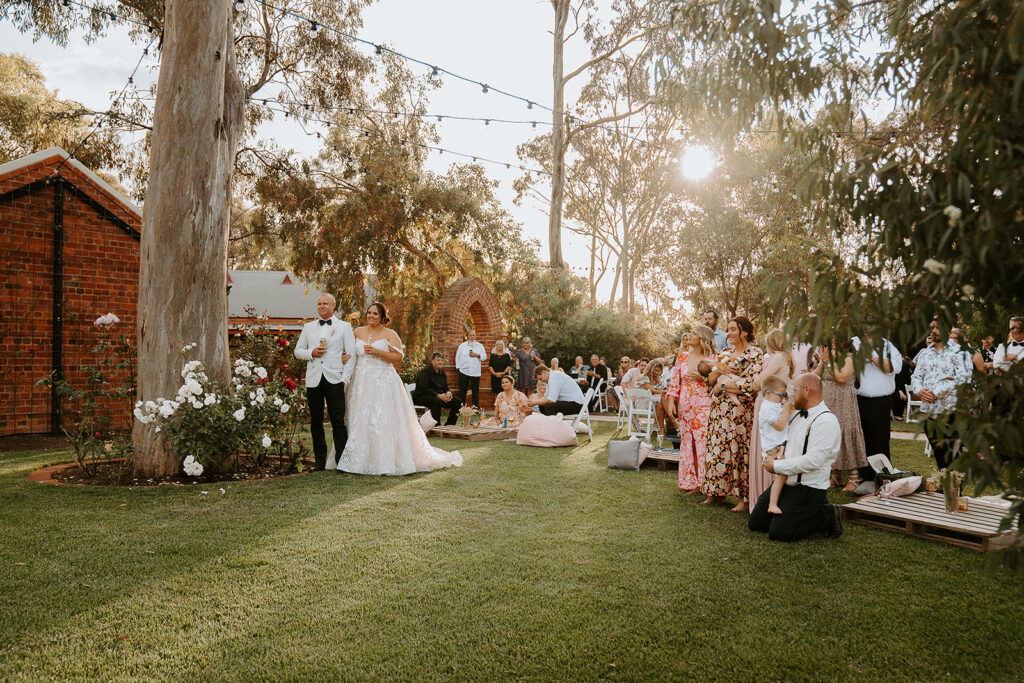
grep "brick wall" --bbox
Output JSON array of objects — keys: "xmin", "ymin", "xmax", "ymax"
[
  {"xmin": 429, "ymin": 277, "xmax": 504, "ymax": 410},
  {"xmin": 0, "ymin": 155, "xmax": 141, "ymax": 436}
]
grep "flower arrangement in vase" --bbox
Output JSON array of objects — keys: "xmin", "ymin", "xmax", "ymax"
[{"xmin": 458, "ymin": 405, "xmax": 479, "ymax": 428}]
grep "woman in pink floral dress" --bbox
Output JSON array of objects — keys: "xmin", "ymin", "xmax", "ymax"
[
  {"xmin": 481, "ymin": 375, "xmax": 531, "ymax": 428},
  {"xmin": 701, "ymin": 316, "xmax": 764, "ymax": 511},
  {"xmin": 667, "ymin": 325, "xmax": 717, "ymax": 492}
]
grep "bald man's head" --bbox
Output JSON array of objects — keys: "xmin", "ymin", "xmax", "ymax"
[{"xmin": 793, "ymin": 373, "xmax": 822, "ymax": 410}]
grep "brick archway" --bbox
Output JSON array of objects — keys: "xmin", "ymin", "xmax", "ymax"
[{"xmin": 430, "ymin": 277, "xmax": 503, "ymax": 409}]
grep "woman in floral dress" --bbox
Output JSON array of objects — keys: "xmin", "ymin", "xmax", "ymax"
[
  {"xmin": 666, "ymin": 325, "xmax": 717, "ymax": 492},
  {"xmin": 482, "ymin": 375, "xmax": 532, "ymax": 428},
  {"xmin": 701, "ymin": 316, "xmax": 764, "ymax": 511}
]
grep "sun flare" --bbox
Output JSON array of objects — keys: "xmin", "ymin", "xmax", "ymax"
[{"xmin": 679, "ymin": 145, "xmax": 717, "ymax": 181}]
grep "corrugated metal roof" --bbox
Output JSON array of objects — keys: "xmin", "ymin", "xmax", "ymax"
[
  {"xmin": 227, "ymin": 271, "xmax": 320, "ymax": 325},
  {"xmin": 227, "ymin": 271, "xmax": 377, "ymax": 330}
]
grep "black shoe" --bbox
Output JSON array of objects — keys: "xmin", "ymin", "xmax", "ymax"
[{"xmin": 825, "ymin": 504, "xmax": 843, "ymax": 539}]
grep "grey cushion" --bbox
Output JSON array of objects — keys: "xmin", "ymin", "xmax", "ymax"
[
  {"xmin": 853, "ymin": 480, "xmax": 877, "ymax": 496},
  {"xmin": 607, "ymin": 438, "xmax": 642, "ymax": 470}
]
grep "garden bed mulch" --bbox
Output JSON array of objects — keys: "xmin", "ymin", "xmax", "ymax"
[{"xmin": 31, "ymin": 456, "xmax": 315, "ymax": 487}]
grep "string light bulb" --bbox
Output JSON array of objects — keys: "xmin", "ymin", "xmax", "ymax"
[
  {"xmin": 484, "ymin": 119, "xmax": 490, "ymax": 126},
  {"xmin": 233, "ymin": 0, "xmax": 244, "ymax": 11},
  {"xmin": 374, "ymin": 44, "xmax": 383, "ymax": 56},
  {"xmin": 481, "ymin": 84, "xmax": 489, "ymax": 94},
  {"xmin": 431, "ymin": 66, "xmax": 439, "ymax": 76},
  {"xmin": 308, "ymin": 21, "xmax": 319, "ymax": 38},
  {"xmin": 527, "ymin": 101, "xmax": 533, "ymax": 109}
]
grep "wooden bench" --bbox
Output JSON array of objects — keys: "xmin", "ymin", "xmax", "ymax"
[
  {"xmin": 429, "ymin": 425, "xmax": 517, "ymax": 442},
  {"xmin": 842, "ymin": 491, "xmax": 1018, "ymax": 552}
]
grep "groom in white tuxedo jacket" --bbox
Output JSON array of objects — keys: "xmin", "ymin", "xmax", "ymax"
[{"xmin": 295, "ymin": 293, "xmax": 357, "ymax": 470}]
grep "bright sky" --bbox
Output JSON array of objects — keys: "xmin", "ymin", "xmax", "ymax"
[{"xmin": 0, "ymin": 0, "xmax": 633, "ymax": 297}]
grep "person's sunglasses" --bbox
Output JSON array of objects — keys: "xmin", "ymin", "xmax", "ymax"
[{"xmin": 767, "ymin": 391, "xmax": 788, "ymax": 399}]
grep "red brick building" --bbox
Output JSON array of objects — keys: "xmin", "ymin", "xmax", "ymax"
[{"xmin": 0, "ymin": 147, "xmax": 141, "ymax": 436}]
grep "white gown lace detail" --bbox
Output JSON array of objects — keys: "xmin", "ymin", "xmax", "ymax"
[{"xmin": 326, "ymin": 338, "xmax": 462, "ymax": 475}]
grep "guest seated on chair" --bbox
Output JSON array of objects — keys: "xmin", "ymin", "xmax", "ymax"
[
  {"xmin": 748, "ymin": 373, "xmax": 844, "ymax": 541},
  {"xmin": 412, "ymin": 353, "xmax": 462, "ymax": 426},
  {"xmin": 529, "ymin": 365, "xmax": 585, "ymax": 416},
  {"xmin": 481, "ymin": 375, "xmax": 531, "ymax": 428},
  {"xmin": 621, "ymin": 358, "xmax": 648, "ymax": 389},
  {"xmin": 583, "ymin": 353, "xmax": 608, "ymax": 410}
]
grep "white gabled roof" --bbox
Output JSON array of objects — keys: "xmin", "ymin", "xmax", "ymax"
[{"xmin": 0, "ymin": 146, "xmax": 141, "ymax": 217}]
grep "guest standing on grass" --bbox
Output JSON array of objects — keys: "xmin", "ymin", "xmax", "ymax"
[
  {"xmin": 748, "ymin": 328, "xmax": 795, "ymax": 504},
  {"xmin": 455, "ymin": 329, "xmax": 486, "ymax": 407},
  {"xmin": 489, "ymin": 340, "xmax": 513, "ymax": 397},
  {"xmin": 748, "ymin": 373, "xmax": 844, "ymax": 542},
  {"xmin": 666, "ymin": 325, "xmax": 716, "ymax": 493},
  {"xmin": 704, "ymin": 309, "xmax": 729, "ymax": 351},
  {"xmin": 515, "ymin": 337, "xmax": 544, "ymax": 394},
  {"xmin": 529, "ymin": 365, "xmax": 585, "ymax": 416},
  {"xmin": 812, "ymin": 340, "xmax": 868, "ymax": 492},
  {"xmin": 701, "ymin": 316, "xmax": 764, "ymax": 511},
  {"xmin": 851, "ymin": 335, "xmax": 902, "ymax": 486},
  {"xmin": 911, "ymin": 321, "xmax": 972, "ymax": 469}
]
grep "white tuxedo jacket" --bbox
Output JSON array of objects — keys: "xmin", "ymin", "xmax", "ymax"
[{"xmin": 294, "ymin": 316, "xmax": 356, "ymax": 387}]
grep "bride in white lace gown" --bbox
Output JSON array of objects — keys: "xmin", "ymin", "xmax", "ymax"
[{"xmin": 326, "ymin": 303, "xmax": 462, "ymax": 475}]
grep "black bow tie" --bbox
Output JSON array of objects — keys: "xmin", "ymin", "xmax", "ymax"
[
  {"xmin": 797, "ymin": 410, "xmax": 809, "ymax": 418},
  {"xmin": 319, "ymin": 319, "xmax": 332, "ymax": 326},
  {"xmin": 1012, "ymin": 341, "xmax": 1023, "ymax": 347}
]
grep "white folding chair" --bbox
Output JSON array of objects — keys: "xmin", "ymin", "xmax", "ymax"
[
  {"xmin": 903, "ymin": 397, "xmax": 932, "ymax": 457},
  {"xmin": 593, "ymin": 377, "xmax": 607, "ymax": 413},
  {"xmin": 566, "ymin": 387, "xmax": 594, "ymax": 441},
  {"xmin": 614, "ymin": 385, "xmax": 628, "ymax": 429},
  {"xmin": 626, "ymin": 388, "xmax": 655, "ymax": 440},
  {"xmin": 405, "ymin": 383, "xmax": 428, "ymax": 416}
]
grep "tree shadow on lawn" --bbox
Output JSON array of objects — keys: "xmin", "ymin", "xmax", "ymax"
[{"xmin": 0, "ymin": 446, "xmax": 429, "ymax": 656}]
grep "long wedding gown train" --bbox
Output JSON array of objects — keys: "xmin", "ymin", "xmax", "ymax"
[{"xmin": 326, "ymin": 338, "xmax": 462, "ymax": 475}]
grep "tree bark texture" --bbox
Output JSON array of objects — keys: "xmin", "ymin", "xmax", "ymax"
[
  {"xmin": 547, "ymin": 0, "xmax": 569, "ymax": 269},
  {"xmin": 131, "ymin": 0, "xmax": 244, "ymax": 477}
]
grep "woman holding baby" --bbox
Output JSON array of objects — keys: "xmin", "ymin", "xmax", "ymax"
[
  {"xmin": 666, "ymin": 325, "xmax": 717, "ymax": 493},
  {"xmin": 700, "ymin": 316, "xmax": 764, "ymax": 511}
]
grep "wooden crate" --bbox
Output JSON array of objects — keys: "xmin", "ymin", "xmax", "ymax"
[
  {"xmin": 842, "ymin": 492, "xmax": 1018, "ymax": 552},
  {"xmin": 428, "ymin": 425, "xmax": 517, "ymax": 442}
]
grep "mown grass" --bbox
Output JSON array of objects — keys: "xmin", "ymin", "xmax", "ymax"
[{"xmin": 1, "ymin": 425, "xmax": 1022, "ymax": 681}]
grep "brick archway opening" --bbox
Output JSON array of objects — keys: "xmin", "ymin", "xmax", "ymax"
[{"xmin": 429, "ymin": 277, "xmax": 503, "ymax": 410}]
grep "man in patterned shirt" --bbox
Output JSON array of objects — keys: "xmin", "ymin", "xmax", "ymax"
[{"xmin": 910, "ymin": 321, "xmax": 972, "ymax": 468}]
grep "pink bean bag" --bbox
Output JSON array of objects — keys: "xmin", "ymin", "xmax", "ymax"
[{"xmin": 516, "ymin": 413, "xmax": 578, "ymax": 447}]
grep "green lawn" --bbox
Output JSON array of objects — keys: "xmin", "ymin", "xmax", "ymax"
[{"xmin": 2, "ymin": 426, "xmax": 1022, "ymax": 681}]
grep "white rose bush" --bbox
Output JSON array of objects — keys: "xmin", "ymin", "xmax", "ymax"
[{"xmin": 134, "ymin": 327, "xmax": 308, "ymax": 477}]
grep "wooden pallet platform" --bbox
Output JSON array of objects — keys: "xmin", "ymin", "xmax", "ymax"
[
  {"xmin": 842, "ymin": 492, "xmax": 1017, "ymax": 552},
  {"xmin": 643, "ymin": 449, "xmax": 680, "ymax": 471},
  {"xmin": 428, "ymin": 425, "xmax": 517, "ymax": 442}
]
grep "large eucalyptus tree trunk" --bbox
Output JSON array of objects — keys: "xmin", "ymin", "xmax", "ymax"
[
  {"xmin": 548, "ymin": 0, "xmax": 569, "ymax": 269},
  {"xmin": 131, "ymin": 0, "xmax": 244, "ymax": 477}
]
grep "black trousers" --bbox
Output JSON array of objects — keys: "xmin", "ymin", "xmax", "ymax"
[
  {"xmin": 748, "ymin": 484, "xmax": 831, "ymax": 542},
  {"xmin": 458, "ymin": 372, "xmax": 481, "ymax": 406},
  {"xmin": 417, "ymin": 394, "xmax": 462, "ymax": 426},
  {"xmin": 539, "ymin": 401, "xmax": 583, "ymax": 417},
  {"xmin": 926, "ymin": 412, "xmax": 960, "ymax": 470},
  {"xmin": 857, "ymin": 394, "xmax": 892, "ymax": 482},
  {"xmin": 306, "ymin": 378, "xmax": 347, "ymax": 469}
]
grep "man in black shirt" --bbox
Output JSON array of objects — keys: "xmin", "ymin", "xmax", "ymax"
[
  {"xmin": 583, "ymin": 354, "xmax": 608, "ymax": 410},
  {"xmin": 412, "ymin": 353, "xmax": 462, "ymax": 425}
]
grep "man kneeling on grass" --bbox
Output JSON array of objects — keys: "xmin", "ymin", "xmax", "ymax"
[
  {"xmin": 528, "ymin": 365, "xmax": 585, "ymax": 417},
  {"xmin": 748, "ymin": 373, "xmax": 844, "ymax": 541}
]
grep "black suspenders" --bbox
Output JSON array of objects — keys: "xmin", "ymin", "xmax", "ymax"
[{"xmin": 786, "ymin": 410, "xmax": 834, "ymax": 484}]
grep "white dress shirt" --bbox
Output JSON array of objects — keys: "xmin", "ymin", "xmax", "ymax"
[
  {"xmin": 455, "ymin": 340, "xmax": 486, "ymax": 377},
  {"xmin": 851, "ymin": 336, "xmax": 903, "ymax": 398},
  {"xmin": 294, "ymin": 316, "xmax": 356, "ymax": 387},
  {"xmin": 772, "ymin": 402, "xmax": 841, "ymax": 490},
  {"xmin": 993, "ymin": 339, "xmax": 1024, "ymax": 372},
  {"xmin": 713, "ymin": 329, "xmax": 728, "ymax": 351},
  {"xmin": 544, "ymin": 370, "xmax": 586, "ymax": 404}
]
